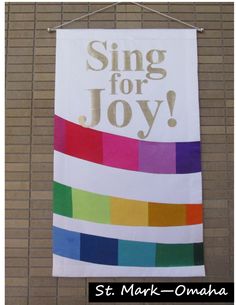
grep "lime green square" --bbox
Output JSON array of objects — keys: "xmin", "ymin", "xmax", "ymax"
[
  {"xmin": 156, "ymin": 243, "xmax": 194, "ymax": 267},
  {"xmin": 72, "ymin": 188, "xmax": 110, "ymax": 224},
  {"xmin": 53, "ymin": 182, "xmax": 72, "ymax": 217}
]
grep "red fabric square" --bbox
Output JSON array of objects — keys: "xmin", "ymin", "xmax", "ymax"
[{"xmin": 65, "ymin": 120, "xmax": 103, "ymax": 164}]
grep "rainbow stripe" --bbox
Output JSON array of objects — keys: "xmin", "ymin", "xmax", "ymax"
[
  {"xmin": 54, "ymin": 182, "xmax": 203, "ymax": 227},
  {"xmin": 54, "ymin": 115, "xmax": 201, "ymax": 174},
  {"xmin": 53, "ymin": 226, "xmax": 204, "ymax": 267}
]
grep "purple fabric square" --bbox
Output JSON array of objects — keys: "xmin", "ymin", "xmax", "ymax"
[
  {"xmin": 139, "ymin": 142, "xmax": 176, "ymax": 174},
  {"xmin": 176, "ymin": 141, "xmax": 201, "ymax": 173}
]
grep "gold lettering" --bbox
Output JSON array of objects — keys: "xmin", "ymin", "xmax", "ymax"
[
  {"xmin": 78, "ymin": 89, "xmax": 104, "ymax": 127},
  {"xmin": 136, "ymin": 79, "xmax": 148, "ymax": 94},
  {"xmin": 124, "ymin": 50, "xmax": 144, "ymax": 71},
  {"xmin": 111, "ymin": 43, "xmax": 119, "ymax": 71},
  {"xmin": 110, "ymin": 73, "xmax": 121, "ymax": 95},
  {"xmin": 146, "ymin": 50, "xmax": 166, "ymax": 80},
  {"xmin": 87, "ymin": 41, "xmax": 108, "ymax": 71},
  {"xmin": 120, "ymin": 79, "xmax": 133, "ymax": 95},
  {"xmin": 108, "ymin": 100, "xmax": 132, "ymax": 128},
  {"xmin": 167, "ymin": 90, "xmax": 177, "ymax": 127},
  {"xmin": 137, "ymin": 100, "xmax": 163, "ymax": 139}
]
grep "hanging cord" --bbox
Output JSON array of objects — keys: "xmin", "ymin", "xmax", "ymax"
[
  {"xmin": 133, "ymin": 2, "xmax": 204, "ymax": 32},
  {"xmin": 47, "ymin": 2, "xmax": 204, "ymax": 33},
  {"xmin": 47, "ymin": 2, "xmax": 120, "ymax": 32}
]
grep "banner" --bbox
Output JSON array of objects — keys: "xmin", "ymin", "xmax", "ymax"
[{"xmin": 53, "ymin": 29, "xmax": 205, "ymax": 277}]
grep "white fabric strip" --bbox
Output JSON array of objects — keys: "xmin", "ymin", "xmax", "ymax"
[
  {"xmin": 53, "ymin": 254, "xmax": 206, "ymax": 277},
  {"xmin": 53, "ymin": 214, "xmax": 203, "ymax": 244},
  {"xmin": 54, "ymin": 151, "xmax": 202, "ymax": 204}
]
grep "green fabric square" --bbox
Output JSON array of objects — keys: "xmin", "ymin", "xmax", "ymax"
[
  {"xmin": 194, "ymin": 243, "xmax": 204, "ymax": 265},
  {"xmin": 53, "ymin": 182, "xmax": 72, "ymax": 217},
  {"xmin": 72, "ymin": 188, "xmax": 110, "ymax": 224},
  {"xmin": 156, "ymin": 243, "xmax": 194, "ymax": 267}
]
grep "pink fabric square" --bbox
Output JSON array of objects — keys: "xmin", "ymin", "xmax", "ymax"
[{"xmin": 103, "ymin": 133, "xmax": 139, "ymax": 171}]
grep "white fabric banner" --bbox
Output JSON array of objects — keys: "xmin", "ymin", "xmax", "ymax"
[{"xmin": 53, "ymin": 29, "xmax": 205, "ymax": 277}]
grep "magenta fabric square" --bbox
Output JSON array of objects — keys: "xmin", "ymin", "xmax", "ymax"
[
  {"xmin": 54, "ymin": 115, "xmax": 66, "ymax": 152},
  {"xmin": 139, "ymin": 142, "xmax": 176, "ymax": 174},
  {"xmin": 103, "ymin": 133, "xmax": 139, "ymax": 171}
]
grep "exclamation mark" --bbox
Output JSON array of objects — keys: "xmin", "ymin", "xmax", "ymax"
[{"xmin": 167, "ymin": 90, "xmax": 177, "ymax": 127}]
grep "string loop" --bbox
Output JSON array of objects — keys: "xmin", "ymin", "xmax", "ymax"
[{"xmin": 47, "ymin": 2, "xmax": 204, "ymax": 33}]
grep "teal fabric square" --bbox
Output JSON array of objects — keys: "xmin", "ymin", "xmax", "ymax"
[{"xmin": 118, "ymin": 240, "xmax": 156, "ymax": 267}]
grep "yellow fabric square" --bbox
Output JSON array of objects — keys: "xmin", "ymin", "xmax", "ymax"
[{"xmin": 111, "ymin": 197, "xmax": 148, "ymax": 226}]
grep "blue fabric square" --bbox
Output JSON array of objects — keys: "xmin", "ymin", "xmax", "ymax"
[
  {"xmin": 80, "ymin": 233, "xmax": 118, "ymax": 265},
  {"xmin": 53, "ymin": 226, "xmax": 80, "ymax": 260}
]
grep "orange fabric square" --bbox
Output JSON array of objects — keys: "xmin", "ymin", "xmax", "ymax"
[
  {"xmin": 149, "ymin": 203, "xmax": 186, "ymax": 226},
  {"xmin": 186, "ymin": 204, "xmax": 203, "ymax": 225}
]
